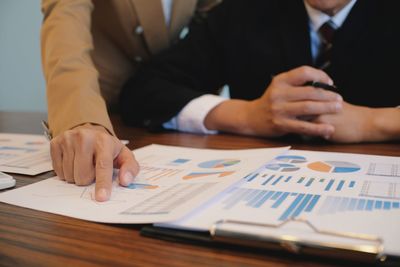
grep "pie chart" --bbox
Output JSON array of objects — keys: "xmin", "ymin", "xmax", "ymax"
[
  {"xmin": 265, "ymin": 163, "xmax": 300, "ymax": 172},
  {"xmin": 198, "ymin": 159, "xmax": 240, "ymax": 168},
  {"xmin": 276, "ymin": 155, "xmax": 307, "ymax": 164},
  {"xmin": 308, "ymin": 161, "xmax": 361, "ymax": 173}
]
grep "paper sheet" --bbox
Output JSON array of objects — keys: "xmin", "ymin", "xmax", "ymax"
[
  {"xmin": 0, "ymin": 133, "xmax": 52, "ymax": 175},
  {"xmin": 0, "ymin": 144, "xmax": 288, "ymax": 223},
  {"xmin": 160, "ymin": 150, "xmax": 400, "ymax": 255}
]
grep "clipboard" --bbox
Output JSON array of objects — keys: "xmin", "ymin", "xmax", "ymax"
[{"xmin": 141, "ymin": 218, "xmax": 400, "ymax": 265}]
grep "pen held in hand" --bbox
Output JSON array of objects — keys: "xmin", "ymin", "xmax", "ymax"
[{"xmin": 304, "ymin": 81, "xmax": 337, "ymax": 92}]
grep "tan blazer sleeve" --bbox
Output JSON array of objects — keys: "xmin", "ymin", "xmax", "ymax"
[{"xmin": 41, "ymin": 0, "xmax": 115, "ymax": 137}]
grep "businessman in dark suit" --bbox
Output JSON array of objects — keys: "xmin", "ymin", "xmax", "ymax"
[{"xmin": 120, "ymin": 0, "xmax": 400, "ymax": 143}]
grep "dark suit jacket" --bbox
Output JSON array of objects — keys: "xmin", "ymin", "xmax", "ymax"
[{"xmin": 120, "ymin": 0, "xmax": 400, "ymax": 130}]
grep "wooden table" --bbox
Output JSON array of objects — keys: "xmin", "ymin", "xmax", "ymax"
[{"xmin": 1, "ymin": 112, "xmax": 399, "ymax": 267}]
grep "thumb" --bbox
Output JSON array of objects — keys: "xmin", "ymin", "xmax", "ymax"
[{"xmin": 115, "ymin": 146, "xmax": 140, "ymax": 186}]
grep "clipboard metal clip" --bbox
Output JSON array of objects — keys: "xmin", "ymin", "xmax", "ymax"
[{"xmin": 210, "ymin": 218, "xmax": 387, "ymax": 263}]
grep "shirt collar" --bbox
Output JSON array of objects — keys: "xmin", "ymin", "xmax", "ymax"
[{"xmin": 304, "ymin": 0, "xmax": 357, "ymax": 31}]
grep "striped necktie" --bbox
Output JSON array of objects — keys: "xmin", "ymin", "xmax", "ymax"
[{"xmin": 315, "ymin": 20, "xmax": 336, "ymax": 70}]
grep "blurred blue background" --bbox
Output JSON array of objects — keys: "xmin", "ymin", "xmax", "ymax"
[{"xmin": 0, "ymin": 0, "xmax": 46, "ymax": 112}]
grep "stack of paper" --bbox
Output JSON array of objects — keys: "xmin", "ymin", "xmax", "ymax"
[{"xmin": 0, "ymin": 133, "xmax": 52, "ymax": 175}]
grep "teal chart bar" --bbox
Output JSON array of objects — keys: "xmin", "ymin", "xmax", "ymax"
[
  {"xmin": 319, "ymin": 196, "xmax": 400, "ymax": 215},
  {"xmin": 221, "ymin": 188, "xmax": 322, "ymax": 221}
]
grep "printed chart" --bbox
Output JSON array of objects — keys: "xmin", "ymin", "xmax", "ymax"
[
  {"xmin": 318, "ymin": 196, "xmax": 400, "ymax": 215},
  {"xmin": 198, "ymin": 159, "xmax": 241, "ymax": 168},
  {"xmin": 0, "ymin": 133, "xmax": 52, "ymax": 175},
  {"xmin": 245, "ymin": 173, "xmax": 357, "ymax": 192},
  {"xmin": 307, "ymin": 161, "xmax": 361, "ymax": 173},
  {"xmin": 264, "ymin": 163, "xmax": 300, "ymax": 172},
  {"xmin": 221, "ymin": 187, "xmax": 321, "ymax": 221},
  {"xmin": 183, "ymin": 171, "xmax": 235, "ymax": 180},
  {"xmin": 121, "ymin": 183, "xmax": 216, "ymax": 215},
  {"xmin": 367, "ymin": 163, "xmax": 400, "ymax": 177},
  {"xmin": 276, "ymin": 155, "xmax": 307, "ymax": 164},
  {"xmin": 0, "ymin": 144, "xmax": 287, "ymax": 223},
  {"xmin": 359, "ymin": 181, "xmax": 400, "ymax": 200},
  {"xmin": 168, "ymin": 158, "xmax": 190, "ymax": 166}
]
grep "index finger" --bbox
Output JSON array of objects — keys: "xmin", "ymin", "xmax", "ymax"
[
  {"xmin": 281, "ymin": 66, "xmax": 333, "ymax": 86},
  {"xmin": 94, "ymin": 147, "xmax": 114, "ymax": 202},
  {"xmin": 285, "ymin": 86, "xmax": 342, "ymax": 102}
]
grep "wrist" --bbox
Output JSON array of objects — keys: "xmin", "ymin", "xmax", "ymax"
[
  {"xmin": 204, "ymin": 99, "xmax": 253, "ymax": 134},
  {"xmin": 368, "ymin": 108, "xmax": 400, "ymax": 141},
  {"xmin": 73, "ymin": 123, "xmax": 113, "ymax": 135}
]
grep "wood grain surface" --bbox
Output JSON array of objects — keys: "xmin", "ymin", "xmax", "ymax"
[{"xmin": 1, "ymin": 112, "xmax": 399, "ymax": 267}]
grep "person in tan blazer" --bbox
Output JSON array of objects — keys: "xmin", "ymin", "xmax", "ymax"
[{"xmin": 41, "ymin": 0, "xmax": 221, "ymax": 202}]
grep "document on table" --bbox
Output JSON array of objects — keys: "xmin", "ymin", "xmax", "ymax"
[
  {"xmin": 0, "ymin": 133, "xmax": 52, "ymax": 175},
  {"xmin": 159, "ymin": 149, "xmax": 400, "ymax": 256},
  {"xmin": 0, "ymin": 144, "xmax": 288, "ymax": 223}
]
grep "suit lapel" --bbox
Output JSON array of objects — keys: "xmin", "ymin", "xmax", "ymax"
[
  {"xmin": 169, "ymin": 0, "xmax": 197, "ymax": 40},
  {"xmin": 278, "ymin": 0, "xmax": 313, "ymax": 70},
  {"xmin": 131, "ymin": 0, "xmax": 169, "ymax": 54}
]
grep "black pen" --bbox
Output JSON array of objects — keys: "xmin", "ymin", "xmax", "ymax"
[{"xmin": 304, "ymin": 81, "xmax": 337, "ymax": 91}]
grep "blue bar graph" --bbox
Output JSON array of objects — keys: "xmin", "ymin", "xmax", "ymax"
[
  {"xmin": 305, "ymin": 178, "xmax": 315, "ymax": 187},
  {"xmin": 279, "ymin": 194, "xmax": 305, "ymax": 221},
  {"xmin": 254, "ymin": 191, "xmax": 274, "ymax": 208},
  {"xmin": 247, "ymin": 173, "xmax": 259, "ymax": 182},
  {"xmin": 291, "ymin": 194, "xmax": 313, "ymax": 218},
  {"xmin": 271, "ymin": 191, "xmax": 282, "ymax": 200},
  {"xmin": 297, "ymin": 177, "xmax": 305, "ymax": 183},
  {"xmin": 262, "ymin": 175, "xmax": 275, "ymax": 185},
  {"xmin": 319, "ymin": 196, "xmax": 400, "ymax": 215},
  {"xmin": 222, "ymin": 188, "xmax": 321, "ymax": 221},
  {"xmin": 305, "ymin": 195, "xmax": 320, "ymax": 212},
  {"xmin": 246, "ymin": 172, "xmax": 356, "ymax": 193},
  {"xmin": 272, "ymin": 192, "xmax": 290, "ymax": 208},
  {"xmin": 336, "ymin": 180, "xmax": 345, "ymax": 191},
  {"xmin": 325, "ymin": 179, "xmax": 334, "ymax": 191},
  {"xmin": 247, "ymin": 190, "xmax": 268, "ymax": 206},
  {"xmin": 284, "ymin": 176, "xmax": 292, "ymax": 182},
  {"xmin": 272, "ymin": 175, "xmax": 284, "ymax": 185}
]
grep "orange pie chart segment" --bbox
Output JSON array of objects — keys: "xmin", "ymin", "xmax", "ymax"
[
  {"xmin": 308, "ymin": 161, "xmax": 332, "ymax": 172},
  {"xmin": 308, "ymin": 161, "xmax": 361, "ymax": 173}
]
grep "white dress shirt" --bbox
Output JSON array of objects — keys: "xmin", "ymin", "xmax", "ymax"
[
  {"xmin": 161, "ymin": 0, "xmax": 173, "ymax": 26},
  {"xmin": 163, "ymin": 0, "xmax": 357, "ymax": 134}
]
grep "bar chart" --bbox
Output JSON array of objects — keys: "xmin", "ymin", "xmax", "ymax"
[
  {"xmin": 245, "ymin": 173, "xmax": 357, "ymax": 192},
  {"xmin": 221, "ymin": 187, "xmax": 400, "ymax": 222},
  {"xmin": 168, "ymin": 158, "xmax": 190, "ymax": 166},
  {"xmin": 318, "ymin": 196, "xmax": 400, "ymax": 215},
  {"xmin": 221, "ymin": 188, "xmax": 321, "ymax": 221},
  {"xmin": 198, "ymin": 159, "xmax": 241, "ymax": 168}
]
